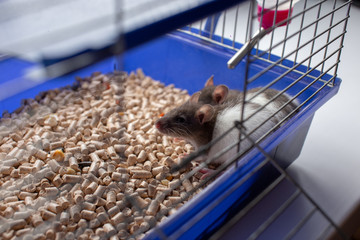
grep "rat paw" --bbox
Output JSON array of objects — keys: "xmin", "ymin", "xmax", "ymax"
[
  {"xmin": 173, "ymin": 137, "xmax": 183, "ymax": 143},
  {"xmin": 199, "ymin": 168, "xmax": 216, "ymax": 180},
  {"xmin": 199, "ymin": 168, "xmax": 225, "ymax": 180}
]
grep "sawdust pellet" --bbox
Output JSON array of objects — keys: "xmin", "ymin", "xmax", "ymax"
[
  {"xmin": 127, "ymin": 154, "xmax": 137, "ymax": 166},
  {"xmin": 4, "ymin": 206, "xmax": 14, "ymax": 218},
  {"xmin": 69, "ymin": 157, "xmax": 79, "ymax": 170},
  {"xmin": 147, "ymin": 184, "xmax": 157, "ymax": 198},
  {"xmin": 81, "ymin": 210, "xmax": 96, "ymax": 220},
  {"xmin": 41, "ymin": 209, "xmax": 56, "ymax": 220},
  {"xmin": 97, "ymin": 212, "xmax": 109, "ymax": 223},
  {"xmin": 111, "ymin": 212, "xmax": 125, "ymax": 225},
  {"xmin": 45, "ymin": 187, "xmax": 59, "ymax": 197},
  {"xmin": 131, "ymin": 170, "xmax": 152, "ymax": 179},
  {"xmin": 129, "ymin": 192, "xmax": 149, "ymax": 209},
  {"xmin": 10, "ymin": 219, "xmax": 27, "ymax": 231},
  {"xmin": 137, "ymin": 150, "xmax": 147, "ymax": 163},
  {"xmin": 108, "ymin": 206, "xmax": 120, "ymax": 218},
  {"xmin": 146, "ymin": 199, "xmax": 161, "ymax": 216},
  {"xmin": 147, "ymin": 152, "xmax": 157, "ymax": 162},
  {"xmin": 57, "ymin": 196, "xmax": 71, "ymax": 209},
  {"xmin": 45, "ymin": 229, "xmax": 55, "ymax": 239},
  {"xmin": 111, "ymin": 172, "xmax": 122, "ymax": 182},
  {"xmin": 83, "ymin": 202, "xmax": 96, "ymax": 212},
  {"xmin": 0, "ymin": 166, "xmax": 13, "ymax": 175},
  {"xmin": 48, "ymin": 159, "xmax": 61, "ymax": 173},
  {"xmin": 4, "ymin": 196, "xmax": 18, "ymax": 203},
  {"xmin": 47, "ymin": 202, "xmax": 62, "ymax": 214},
  {"xmin": 93, "ymin": 185, "xmax": 106, "ymax": 198},
  {"xmin": 85, "ymin": 182, "xmax": 98, "ymax": 194},
  {"xmin": 63, "ymin": 174, "xmax": 82, "ymax": 183},
  {"xmin": 103, "ymin": 223, "xmax": 116, "ymax": 237},
  {"xmin": 50, "ymin": 141, "xmax": 63, "ymax": 150},
  {"xmin": 181, "ymin": 177, "xmax": 194, "ymax": 192},
  {"xmin": 60, "ymin": 212, "xmax": 70, "ymax": 225},
  {"xmin": 90, "ymin": 218, "xmax": 101, "ymax": 229},
  {"xmin": 34, "ymin": 149, "xmax": 48, "ymax": 160}
]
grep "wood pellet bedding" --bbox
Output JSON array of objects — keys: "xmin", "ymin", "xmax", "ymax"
[{"xmin": 0, "ymin": 69, "xmax": 206, "ymax": 240}]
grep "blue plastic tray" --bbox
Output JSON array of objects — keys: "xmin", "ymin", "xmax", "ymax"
[{"xmin": 0, "ymin": 31, "xmax": 340, "ymax": 239}]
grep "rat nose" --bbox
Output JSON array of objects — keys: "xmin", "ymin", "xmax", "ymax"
[{"xmin": 155, "ymin": 121, "xmax": 162, "ymax": 129}]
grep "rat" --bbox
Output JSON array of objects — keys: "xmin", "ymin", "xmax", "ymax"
[
  {"xmin": 155, "ymin": 82, "xmax": 299, "ymax": 170},
  {"xmin": 155, "ymin": 93, "xmax": 298, "ymax": 168}
]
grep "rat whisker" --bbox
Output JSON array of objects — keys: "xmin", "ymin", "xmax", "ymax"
[
  {"xmin": 175, "ymin": 127, "xmax": 191, "ymax": 137},
  {"xmin": 169, "ymin": 128, "xmax": 183, "ymax": 138},
  {"xmin": 181, "ymin": 125, "xmax": 193, "ymax": 136}
]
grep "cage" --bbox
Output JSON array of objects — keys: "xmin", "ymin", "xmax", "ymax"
[{"xmin": 0, "ymin": 0, "xmax": 352, "ymax": 239}]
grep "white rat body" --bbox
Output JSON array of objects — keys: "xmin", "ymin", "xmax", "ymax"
[{"xmin": 208, "ymin": 101, "xmax": 277, "ymax": 165}]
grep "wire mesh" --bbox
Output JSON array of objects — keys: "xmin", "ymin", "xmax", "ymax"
[{"xmin": 180, "ymin": 0, "xmax": 350, "ymax": 85}]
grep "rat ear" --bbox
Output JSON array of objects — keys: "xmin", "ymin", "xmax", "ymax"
[
  {"xmin": 212, "ymin": 85, "xmax": 229, "ymax": 104},
  {"xmin": 196, "ymin": 104, "xmax": 214, "ymax": 124},
  {"xmin": 190, "ymin": 92, "xmax": 200, "ymax": 103},
  {"xmin": 205, "ymin": 75, "xmax": 214, "ymax": 87}
]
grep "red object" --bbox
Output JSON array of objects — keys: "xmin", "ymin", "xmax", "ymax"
[{"xmin": 257, "ymin": 4, "xmax": 293, "ymax": 30}]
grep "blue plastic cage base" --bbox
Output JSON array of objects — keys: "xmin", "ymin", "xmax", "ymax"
[{"xmin": 0, "ymin": 30, "xmax": 340, "ymax": 240}]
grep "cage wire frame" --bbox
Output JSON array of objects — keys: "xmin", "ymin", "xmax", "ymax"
[
  {"xmin": 0, "ymin": 0, "xmax": 352, "ymax": 239},
  {"xmin": 169, "ymin": 0, "xmax": 351, "ymax": 239}
]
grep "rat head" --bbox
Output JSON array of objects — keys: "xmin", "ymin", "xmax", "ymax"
[
  {"xmin": 191, "ymin": 75, "xmax": 230, "ymax": 105},
  {"xmin": 155, "ymin": 102, "xmax": 216, "ymax": 148}
]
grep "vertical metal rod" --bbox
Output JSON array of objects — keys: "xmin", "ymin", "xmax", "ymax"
[
  {"xmin": 268, "ymin": 0, "xmax": 280, "ymax": 59},
  {"xmin": 307, "ymin": 1, "xmax": 322, "ymax": 71},
  {"xmin": 256, "ymin": 0, "xmax": 266, "ymax": 56},
  {"xmin": 232, "ymin": 5, "xmax": 240, "ymax": 48},
  {"xmin": 245, "ymin": 1, "xmax": 253, "ymax": 44},
  {"xmin": 320, "ymin": 0, "xmax": 337, "ymax": 75},
  {"xmin": 113, "ymin": 0, "xmax": 123, "ymax": 71},
  {"xmin": 280, "ymin": 0, "xmax": 294, "ymax": 63},
  {"xmin": 200, "ymin": 19, "xmax": 204, "ymax": 36},
  {"xmin": 210, "ymin": 15, "xmax": 215, "ymax": 39},
  {"xmin": 236, "ymin": 0, "xmax": 255, "ymax": 167},
  {"xmin": 294, "ymin": 0, "xmax": 307, "ymax": 66},
  {"xmin": 221, "ymin": 10, "xmax": 227, "ymax": 43},
  {"xmin": 332, "ymin": 0, "xmax": 351, "ymax": 85}
]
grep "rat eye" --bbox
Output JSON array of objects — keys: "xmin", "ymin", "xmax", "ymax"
[{"xmin": 175, "ymin": 116, "xmax": 186, "ymax": 123}]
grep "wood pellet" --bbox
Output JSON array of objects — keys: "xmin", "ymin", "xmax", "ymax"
[{"xmin": 0, "ymin": 69, "xmax": 206, "ymax": 239}]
